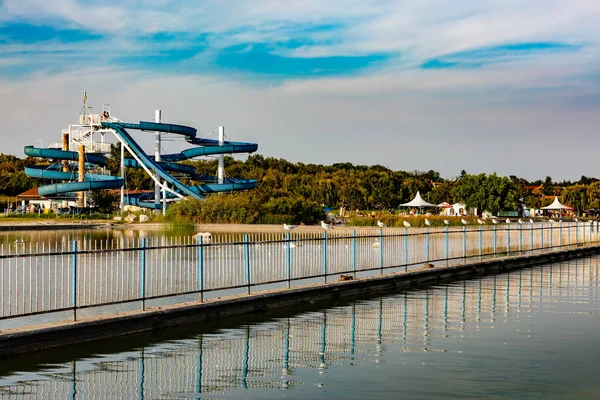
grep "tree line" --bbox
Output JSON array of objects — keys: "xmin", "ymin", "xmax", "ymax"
[{"xmin": 2, "ymin": 151, "xmax": 599, "ymax": 224}]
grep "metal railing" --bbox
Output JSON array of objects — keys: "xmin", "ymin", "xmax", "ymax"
[{"xmin": 1, "ymin": 222, "xmax": 598, "ymax": 327}]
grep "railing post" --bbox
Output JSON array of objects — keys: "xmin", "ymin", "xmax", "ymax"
[
  {"xmin": 404, "ymin": 228, "xmax": 409, "ymax": 271},
  {"xmin": 493, "ymin": 225, "xmax": 497, "ymax": 256},
  {"xmin": 549, "ymin": 223, "xmax": 553, "ymax": 248},
  {"xmin": 425, "ymin": 227, "xmax": 430, "ymax": 264},
  {"xmin": 198, "ymin": 236, "xmax": 203, "ymax": 301},
  {"xmin": 519, "ymin": 224, "xmax": 523, "ymax": 253},
  {"xmin": 567, "ymin": 223, "xmax": 571, "ymax": 247},
  {"xmin": 285, "ymin": 233, "xmax": 291, "ymax": 289},
  {"xmin": 530, "ymin": 223, "xmax": 534, "ymax": 252},
  {"xmin": 559, "ymin": 222, "xmax": 563, "ymax": 247},
  {"xmin": 445, "ymin": 226, "xmax": 449, "ymax": 265},
  {"xmin": 141, "ymin": 238, "xmax": 146, "ymax": 311},
  {"xmin": 462, "ymin": 226, "xmax": 466, "ymax": 259},
  {"xmin": 72, "ymin": 240, "xmax": 77, "ymax": 321},
  {"xmin": 323, "ymin": 231, "xmax": 327, "ymax": 283},
  {"xmin": 478, "ymin": 226, "xmax": 482, "ymax": 259},
  {"xmin": 541, "ymin": 223, "xmax": 544, "ymax": 249},
  {"xmin": 244, "ymin": 234, "xmax": 250, "ymax": 294},
  {"xmin": 351, "ymin": 231, "xmax": 356, "ymax": 278},
  {"xmin": 576, "ymin": 221, "xmax": 579, "ymax": 246},
  {"xmin": 379, "ymin": 229, "xmax": 384, "ymax": 275},
  {"xmin": 507, "ymin": 225, "xmax": 510, "ymax": 256},
  {"xmin": 583, "ymin": 222, "xmax": 587, "ymax": 244}
]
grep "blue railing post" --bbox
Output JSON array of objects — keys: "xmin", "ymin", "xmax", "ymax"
[
  {"xmin": 445, "ymin": 226, "xmax": 449, "ymax": 265},
  {"xmin": 462, "ymin": 226, "xmax": 467, "ymax": 259},
  {"xmin": 72, "ymin": 240, "xmax": 77, "ymax": 321},
  {"xmin": 567, "ymin": 223, "xmax": 571, "ymax": 247},
  {"xmin": 404, "ymin": 228, "xmax": 409, "ymax": 271},
  {"xmin": 425, "ymin": 228, "xmax": 430, "ymax": 264},
  {"xmin": 559, "ymin": 222, "xmax": 563, "ymax": 247},
  {"xmin": 379, "ymin": 229, "xmax": 384, "ymax": 274},
  {"xmin": 519, "ymin": 224, "xmax": 523, "ymax": 253},
  {"xmin": 478, "ymin": 226, "xmax": 482, "ymax": 259},
  {"xmin": 198, "ymin": 236, "xmax": 204, "ymax": 301},
  {"xmin": 323, "ymin": 231, "xmax": 327, "ymax": 283},
  {"xmin": 576, "ymin": 221, "xmax": 579, "ymax": 246},
  {"xmin": 285, "ymin": 233, "xmax": 291, "ymax": 288},
  {"xmin": 351, "ymin": 231, "xmax": 357, "ymax": 278},
  {"xmin": 583, "ymin": 222, "xmax": 587, "ymax": 244},
  {"xmin": 530, "ymin": 223, "xmax": 534, "ymax": 252},
  {"xmin": 244, "ymin": 234, "xmax": 250, "ymax": 294},
  {"xmin": 507, "ymin": 225, "xmax": 511, "ymax": 256},
  {"xmin": 541, "ymin": 223, "xmax": 544, "ymax": 249},
  {"xmin": 141, "ymin": 238, "xmax": 146, "ymax": 311},
  {"xmin": 493, "ymin": 225, "xmax": 497, "ymax": 256}
]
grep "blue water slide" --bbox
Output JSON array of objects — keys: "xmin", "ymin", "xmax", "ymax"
[
  {"xmin": 102, "ymin": 123, "xmax": 204, "ymax": 199},
  {"xmin": 23, "ymin": 119, "xmax": 258, "ymax": 206},
  {"xmin": 101, "ymin": 121, "xmax": 258, "ymax": 196},
  {"xmin": 23, "ymin": 146, "xmax": 124, "ymax": 197}
]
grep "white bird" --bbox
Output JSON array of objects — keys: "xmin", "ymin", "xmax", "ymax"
[
  {"xmin": 193, "ymin": 232, "xmax": 212, "ymax": 243},
  {"xmin": 403, "ymin": 220, "xmax": 411, "ymax": 228},
  {"xmin": 530, "ymin": 219, "xmax": 534, "ymax": 224},
  {"xmin": 377, "ymin": 220, "xmax": 387, "ymax": 228},
  {"xmin": 492, "ymin": 218, "xmax": 498, "ymax": 224},
  {"xmin": 548, "ymin": 218, "xmax": 555, "ymax": 224},
  {"xmin": 477, "ymin": 218, "xmax": 485, "ymax": 225},
  {"xmin": 443, "ymin": 220, "xmax": 450, "ymax": 225},
  {"xmin": 574, "ymin": 217, "xmax": 578, "ymax": 222},
  {"xmin": 283, "ymin": 223, "xmax": 297, "ymax": 231},
  {"xmin": 461, "ymin": 218, "xmax": 468, "ymax": 225},
  {"xmin": 518, "ymin": 219, "xmax": 523, "ymax": 224},
  {"xmin": 425, "ymin": 219, "xmax": 431, "ymax": 226},
  {"xmin": 320, "ymin": 220, "xmax": 333, "ymax": 230},
  {"xmin": 506, "ymin": 218, "xmax": 511, "ymax": 224}
]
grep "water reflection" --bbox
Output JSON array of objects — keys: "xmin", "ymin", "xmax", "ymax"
[{"xmin": 0, "ymin": 257, "xmax": 598, "ymax": 399}]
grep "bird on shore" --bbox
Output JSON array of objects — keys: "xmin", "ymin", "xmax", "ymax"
[
  {"xmin": 443, "ymin": 220, "xmax": 450, "ymax": 225},
  {"xmin": 320, "ymin": 221, "xmax": 333, "ymax": 230},
  {"xmin": 548, "ymin": 218, "xmax": 555, "ymax": 223},
  {"xmin": 506, "ymin": 218, "xmax": 511, "ymax": 224},
  {"xmin": 425, "ymin": 219, "xmax": 431, "ymax": 226},
  {"xmin": 574, "ymin": 217, "xmax": 578, "ymax": 222},
  {"xmin": 530, "ymin": 219, "xmax": 534, "ymax": 224},
  {"xmin": 518, "ymin": 219, "xmax": 523, "ymax": 224},
  {"xmin": 461, "ymin": 218, "xmax": 468, "ymax": 225},
  {"xmin": 377, "ymin": 220, "xmax": 387, "ymax": 228},
  {"xmin": 477, "ymin": 218, "xmax": 485, "ymax": 225},
  {"xmin": 492, "ymin": 218, "xmax": 498, "ymax": 224},
  {"xmin": 403, "ymin": 221, "xmax": 411, "ymax": 228},
  {"xmin": 283, "ymin": 223, "xmax": 297, "ymax": 231}
]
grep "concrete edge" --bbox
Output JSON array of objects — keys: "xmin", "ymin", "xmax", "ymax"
[{"xmin": 1, "ymin": 246, "xmax": 598, "ymax": 358}]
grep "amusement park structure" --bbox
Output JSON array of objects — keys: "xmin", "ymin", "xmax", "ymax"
[{"xmin": 23, "ymin": 92, "xmax": 258, "ymax": 213}]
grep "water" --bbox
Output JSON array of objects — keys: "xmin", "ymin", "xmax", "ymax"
[{"xmin": 1, "ymin": 256, "xmax": 599, "ymax": 399}]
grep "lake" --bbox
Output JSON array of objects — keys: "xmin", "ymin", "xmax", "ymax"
[{"xmin": 0, "ymin": 255, "xmax": 598, "ymax": 399}]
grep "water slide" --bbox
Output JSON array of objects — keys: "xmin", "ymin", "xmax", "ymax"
[{"xmin": 23, "ymin": 121, "xmax": 258, "ymax": 208}]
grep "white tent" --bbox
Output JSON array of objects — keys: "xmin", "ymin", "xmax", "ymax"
[
  {"xmin": 400, "ymin": 191, "xmax": 436, "ymax": 208},
  {"xmin": 541, "ymin": 196, "xmax": 572, "ymax": 210}
]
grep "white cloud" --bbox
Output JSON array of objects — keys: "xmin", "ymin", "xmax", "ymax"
[{"xmin": 1, "ymin": 1, "xmax": 599, "ymax": 182}]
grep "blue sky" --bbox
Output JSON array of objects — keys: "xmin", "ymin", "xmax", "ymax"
[{"xmin": 1, "ymin": 0, "xmax": 599, "ymax": 181}]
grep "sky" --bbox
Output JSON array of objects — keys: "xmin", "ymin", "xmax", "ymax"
[{"xmin": 1, "ymin": 0, "xmax": 599, "ymax": 182}]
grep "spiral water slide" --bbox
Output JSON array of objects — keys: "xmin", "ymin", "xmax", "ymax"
[{"xmin": 23, "ymin": 121, "xmax": 258, "ymax": 208}]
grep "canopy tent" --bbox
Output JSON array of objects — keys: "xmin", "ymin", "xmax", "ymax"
[
  {"xmin": 400, "ymin": 191, "xmax": 436, "ymax": 214},
  {"xmin": 541, "ymin": 196, "xmax": 572, "ymax": 210}
]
